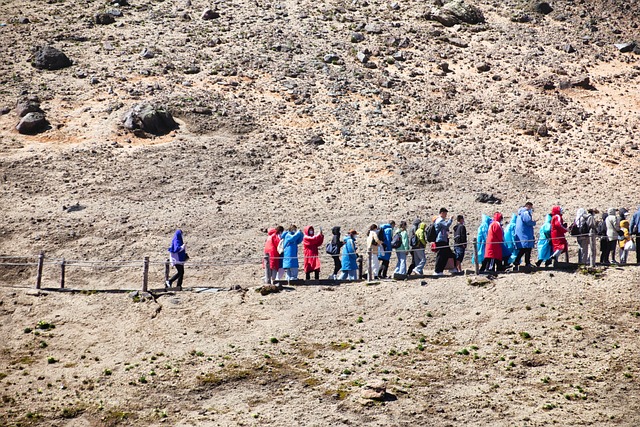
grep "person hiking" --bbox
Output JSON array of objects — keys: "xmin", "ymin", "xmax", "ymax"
[
  {"xmin": 502, "ymin": 213, "xmax": 518, "ymax": 268},
  {"xmin": 366, "ymin": 224, "xmax": 382, "ymax": 279},
  {"xmin": 412, "ymin": 222, "xmax": 427, "ymax": 275},
  {"xmin": 597, "ymin": 211, "xmax": 609, "ymax": 264},
  {"xmin": 433, "ymin": 208, "xmax": 453, "ymax": 275},
  {"xmin": 393, "ymin": 221, "xmax": 410, "ymax": 276},
  {"xmin": 338, "ymin": 229, "xmax": 358, "ymax": 280},
  {"xmin": 514, "ymin": 202, "xmax": 536, "ymax": 269},
  {"xmin": 473, "ymin": 214, "xmax": 492, "ymax": 267},
  {"xmin": 605, "ymin": 207, "xmax": 620, "ymax": 264},
  {"xmin": 453, "ymin": 215, "xmax": 467, "ymax": 273},
  {"xmin": 281, "ymin": 224, "xmax": 304, "ymax": 280},
  {"xmin": 166, "ymin": 229, "xmax": 188, "ymax": 289},
  {"xmin": 377, "ymin": 220, "xmax": 395, "ymax": 279},
  {"xmin": 482, "ymin": 212, "xmax": 504, "ymax": 272},
  {"xmin": 550, "ymin": 206, "xmax": 568, "ymax": 267},
  {"xmin": 536, "ymin": 214, "xmax": 553, "ymax": 267},
  {"xmin": 303, "ymin": 226, "xmax": 324, "ymax": 281},
  {"xmin": 263, "ymin": 225, "xmax": 284, "ymax": 283},
  {"xmin": 407, "ymin": 218, "xmax": 421, "ymax": 275},
  {"xmin": 572, "ymin": 208, "xmax": 595, "ymax": 264},
  {"xmin": 619, "ymin": 219, "xmax": 633, "ymax": 264},
  {"xmin": 328, "ymin": 226, "xmax": 344, "ymax": 279},
  {"xmin": 631, "ymin": 205, "xmax": 640, "ymax": 264}
]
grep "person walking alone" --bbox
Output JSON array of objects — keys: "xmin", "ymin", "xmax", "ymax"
[{"xmin": 166, "ymin": 229, "xmax": 188, "ymax": 290}]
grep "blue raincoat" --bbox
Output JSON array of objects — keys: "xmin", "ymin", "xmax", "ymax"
[
  {"xmin": 341, "ymin": 235, "xmax": 358, "ymax": 271},
  {"xmin": 168, "ymin": 229, "xmax": 187, "ymax": 264},
  {"xmin": 377, "ymin": 224, "xmax": 393, "ymax": 261},
  {"xmin": 537, "ymin": 214, "xmax": 552, "ymax": 262},
  {"xmin": 472, "ymin": 214, "xmax": 492, "ymax": 265},
  {"xmin": 281, "ymin": 230, "xmax": 303, "ymax": 269},
  {"xmin": 515, "ymin": 207, "xmax": 536, "ymax": 249},
  {"xmin": 503, "ymin": 214, "xmax": 518, "ymax": 264}
]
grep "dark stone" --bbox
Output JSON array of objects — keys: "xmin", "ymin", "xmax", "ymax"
[
  {"xmin": 16, "ymin": 97, "xmax": 42, "ymax": 117},
  {"xmin": 448, "ymin": 37, "xmax": 468, "ymax": 48},
  {"xmin": 16, "ymin": 112, "xmax": 49, "ymax": 135},
  {"xmin": 95, "ymin": 12, "xmax": 115, "ymax": 25},
  {"xmin": 0, "ymin": 107, "xmax": 10, "ymax": 115},
  {"xmin": 31, "ymin": 46, "xmax": 72, "ymax": 70},
  {"xmin": 537, "ymin": 124, "xmax": 549, "ymax": 137},
  {"xmin": 476, "ymin": 62, "xmax": 490, "ymax": 72},
  {"xmin": 533, "ymin": 2, "xmax": 553, "ymax": 14},
  {"xmin": 356, "ymin": 51, "xmax": 369, "ymax": 63},
  {"xmin": 351, "ymin": 32, "xmax": 365, "ymax": 43},
  {"xmin": 305, "ymin": 135, "xmax": 325, "ymax": 145},
  {"xmin": 201, "ymin": 8, "xmax": 220, "ymax": 20},
  {"xmin": 323, "ymin": 53, "xmax": 341, "ymax": 64},
  {"xmin": 18, "ymin": 17, "xmax": 30, "ymax": 24},
  {"xmin": 475, "ymin": 193, "xmax": 502, "ymax": 204},
  {"xmin": 511, "ymin": 12, "xmax": 531, "ymax": 23},
  {"xmin": 184, "ymin": 66, "xmax": 201, "ymax": 74},
  {"xmin": 614, "ymin": 42, "xmax": 635, "ymax": 53},
  {"xmin": 122, "ymin": 104, "xmax": 179, "ymax": 136},
  {"xmin": 562, "ymin": 44, "xmax": 576, "ymax": 53}
]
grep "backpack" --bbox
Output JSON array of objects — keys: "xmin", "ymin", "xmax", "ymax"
[
  {"xmin": 391, "ymin": 232, "xmax": 402, "ymax": 249},
  {"xmin": 277, "ymin": 238, "xmax": 285, "ymax": 254},
  {"xmin": 325, "ymin": 242, "xmax": 339, "ymax": 256},
  {"xmin": 426, "ymin": 223, "xmax": 437, "ymax": 243},
  {"xmin": 579, "ymin": 221, "xmax": 590, "ymax": 235},
  {"xmin": 377, "ymin": 228, "xmax": 385, "ymax": 243},
  {"xmin": 569, "ymin": 223, "xmax": 580, "ymax": 236},
  {"xmin": 596, "ymin": 221, "xmax": 606, "ymax": 236},
  {"xmin": 410, "ymin": 234, "xmax": 419, "ymax": 248}
]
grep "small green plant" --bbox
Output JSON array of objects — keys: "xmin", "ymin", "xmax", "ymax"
[
  {"xmin": 36, "ymin": 321, "xmax": 55, "ymax": 331},
  {"xmin": 270, "ymin": 337, "xmax": 279, "ymax": 344},
  {"xmin": 47, "ymin": 357, "xmax": 57, "ymax": 364},
  {"xmin": 457, "ymin": 348, "xmax": 469, "ymax": 356},
  {"xmin": 139, "ymin": 375, "xmax": 147, "ymax": 384},
  {"xmin": 574, "ymin": 325, "xmax": 583, "ymax": 331},
  {"xmin": 103, "ymin": 369, "xmax": 112, "ymax": 376},
  {"xmin": 342, "ymin": 369, "xmax": 351, "ymax": 375},
  {"xmin": 542, "ymin": 403, "xmax": 556, "ymax": 411},
  {"xmin": 356, "ymin": 316, "xmax": 363, "ymax": 324},
  {"xmin": 39, "ymin": 341, "xmax": 48, "ymax": 348},
  {"xmin": 23, "ymin": 327, "xmax": 32, "ymax": 334},
  {"xmin": 519, "ymin": 332, "xmax": 531, "ymax": 339},
  {"xmin": 541, "ymin": 376, "xmax": 550, "ymax": 384}
]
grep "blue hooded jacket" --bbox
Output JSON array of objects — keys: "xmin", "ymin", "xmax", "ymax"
[
  {"xmin": 377, "ymin": 224, "xmax": 393, "ymax": 261},
  {"xmin": 168, "ymin": 230, "xmax": 187, "ymax": 263},
  {"xmin": 537, "ymin": 214, "xmax": 552, "ymax": 261},
  {"xmin": 281, "ymin": 230, "xmax": 304, "ymax": 269},
  {"xmin": 341, "ymin": 235, "xmax": 358, "ymax": 271},
  {"xmin": 472, "ymin": 214, "xmax": 492, "ymax": 265},
  {"xmin": 630, "ymin": 206, "xmax": 640, "ymax": 236},
  {"xmin": 503, "ymin": 214, "xmax": 518, "ymax": 264},
  {"xmin": 515, "ymin": 207, "xmax": 536, "ymax": 249}
]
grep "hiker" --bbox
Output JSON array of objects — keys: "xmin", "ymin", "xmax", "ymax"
[
  {"xmin": 535, "ymin": 214, "xmax": 553, "ymax": 267},
  {"xmin": 453, "ymin": 215, "xmax": 467, "ymax": 273},
  {"xmin": 473, "ymin": 214, "xmax": 492, "ymax": 267},
  {"xmin": 630, "ymin": 206, "xmax": 640, "ymax": 264},
  {"xmin": 263, "ymin": 225, "xmax": 284, "ymax": 283},
  {"xmin": 338, "ymin": 229, "xmax": 358, "ymax": 280},
  {"xmin": 514, "ymin": 202, "xmax": 536, "ymax": 269},
  {"xmin": 328, "ymin": 227, "xmax": 344, "ymax": 279},
  {"xmin": 377, "ymin": 221, "xmax": 395, "ymax": 279},
  {"xmin": 412, "ymin": 222, "xmax": 427, "ymax": 275},
  {"xmin": 604, "ymin": 208, "xmax": 621, "ymax": 264},
  {"xmin": 597, "ymin": 211, "xmax": 609, "ymax": 264},
  {"xmin": 619, "ymin": 219, "xmax": 633, "ymax": 264},
  {"xmin": 550, "ymin": 206, "xmax": 568, "ymax": 267},
  {"xmin": 393, "ymin": 221, "xmax": 410, "ymax": 276},
  {"xmin": 433, "ymin": 208, "xmax": 453, "ymax": 275},
  {"xmin": 407, "ymin": 218, "xmax": 421, "ymax": 275},
  {"xmin": 166, "ymin": 229, "xmax": 188, "ymax": 289},
  {"xmin": 482, "ymin": 212, "xmax": 504, "ymax": 272},
  {"xmin": 502, "ymin": 213, "xmax": 518, "ymax": 268},
  {"xmin": 303, "ymin": 226, "xmax": 324, "ymax": 281},
  {"xmin": 281, "ymin": 225, "xmax": 304, "ymax": 280},
  {"xmin": 572, "ymin": 208, "xmax": 594, "ymax": 264},
  {"xmin": 366, "ymin": 224, "xmax": 382, "ymax": 279}
]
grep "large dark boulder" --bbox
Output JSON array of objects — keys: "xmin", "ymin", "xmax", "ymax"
[
  {"xmin": 16, "ymin": 112, "xmax": 49, "ymax": 134},
  {"xmin": 427, "ymin": 0, "xmax": 485, "ymax": 27},
  {"xmin": 122, "ymin": 104, "xmax": 179, "ymax": 136},
  {"xmin": 16, "ymin": 97, "xmax": 43, "ymax": 117},
  {"xmin": 31, "ymin": 46, "xmax": 72, "ymax": 70}
]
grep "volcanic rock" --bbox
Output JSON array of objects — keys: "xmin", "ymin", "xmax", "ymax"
[
  {"xmin": 16, "ymin": 112, "xmax": 49, "ymax": 135},
  {"xmin": 122, "ymin": 104, "xmax": 178, "ymax": 136},
  {"xmin": 31, "ymin": 46, "xmax": 72, "ymax": 70}
]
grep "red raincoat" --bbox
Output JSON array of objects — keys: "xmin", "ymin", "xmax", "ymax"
[
  {"xmin": 303, "ymin": 226, "xmax": 324, "ymax": 273},
  {"xmin": 485, "ymin": 212, "xmax": 504, "ymax": 260},
  {"xmin": 550, "ymin": 206, "xmax": 568, "ymax": 252},
  {"xmin": 264, "ymin": 228, "xmax": 281, "ymax": 270}
]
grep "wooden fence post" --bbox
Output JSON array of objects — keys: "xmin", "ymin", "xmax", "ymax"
[
  {"xmin": 367, "ymin": 250, "xmax": 373, "ymax": 282},
  {"xmin": 264, "ymin": 254, "xmax": 271, "ymax": 284},
  {"xmin": 564, "ymin": 247, "xmax": 569, "ymax": 263},
  {"xmin": 589, "ymin": 231, "xmax": 597, "ymax": 267},
  {"xmin": 60, "ymin": 258, "xmax": 65, "ymax": 289},
  {"xmin": 357, "ymin": 255, "xmax": 363, "ymax": 280},
  {"xmin": 472, "ymin": 238, "xmax": 479, "ymax": 275},
  {"xmin": 164, "ymin": 259, "xmax": 170, "ymax": 283},
  {"xmin": 142, "ymin": 256, "xmax": 149, "ymax": 292},
  {"xmin": 35, "ymin": 251, "xmax": 45, "ymax": 289}
]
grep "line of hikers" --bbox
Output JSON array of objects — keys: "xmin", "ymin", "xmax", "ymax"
[{"xmin": 262, "ymin": 203, "xmax": 640, "ymax": 282}]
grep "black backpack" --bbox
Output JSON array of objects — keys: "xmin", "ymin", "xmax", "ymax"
[
  {"xmin": 410, "ymin": 233, "xmax": 420, "ymax": 248},
  {"xmin": 391, "ymin": 233, "xmax": 402, "ymax": 249},
  {"xmin": 426, "ymin": 223, "xmax": 437, "ymax": 243},
  {"xmin": 596, "ymin": 221, "xmax": 606, "ymax": 236},
  {"xmin": 377, "ymin": 228, "xmax": 386, "ymax": 243}
]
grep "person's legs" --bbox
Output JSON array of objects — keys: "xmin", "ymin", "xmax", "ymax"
[
  {"xmin": 514, "ymin": 249, "xmax": 524, "ymax": 266},
  {"xmin": 371, "ymin": 256, "xmax": 380, "ymax": 278},
  {"xmin": 379, "ymin": 259, "xmax": 389, "ymax": 278},
  {"xmin": 407, "ymin": 251, "xmax": 416, "ymax": 275},
  {"xmin": 395, "ymin": 252, "xmax": 407, "ymax": 275},
  {"xmin": 348, "ymin": 269, "xmax": 357, "ymax": 280},
  {"xmin": 314, "ymin": 269, "xmax": 320, "ymax": 281},
  {"xmin": 435, "ymin": 242, "xmax": 449, "ymax": 273},
  {"xmin": 332, "ymin": 257, "xmax": 341, "ymax": 277},
  {"xmin": 601, "ymin": 238, "xmax": 610, "ymax": 264},
  {"xmin": 270, "ymin": 268, "xmax": 278, "ymax": 282},
  {"xmin": 636, "ymin": 236, "xmax": 640, "ymax": 264},
  {"xmin": 415, "ymin": 249, "xmax": 426, "ymax": 274},
  {"xmin": 305, "ymin": 270, "xmax": 311, "ymax": 281},
  {"xmin": 337, "ymin": 270, "xmax": 347, "ymax": 280},
  {"xmin": 480, "ymin": 258, "xmax": 490, "ymax": 272},
  {"xmin": 609, "ymin": 240, "xmax": 618, "ymax": 263},
  {"xmin": 523, "ymin": 248, "xmax": 532, "ymax": 265},
  {"xmin": 175, "ymin": 264, "xmax": 184, "ymax": 288}
]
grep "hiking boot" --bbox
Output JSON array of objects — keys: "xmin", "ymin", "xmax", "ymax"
[{"xmin": 165, "ymin": 280, "xmax": 171, "ymax": 288}]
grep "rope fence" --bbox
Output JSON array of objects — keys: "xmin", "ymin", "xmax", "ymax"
[{"xmin": 0, "ymin": 230, "xmax": 633, "ymax": 291}]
